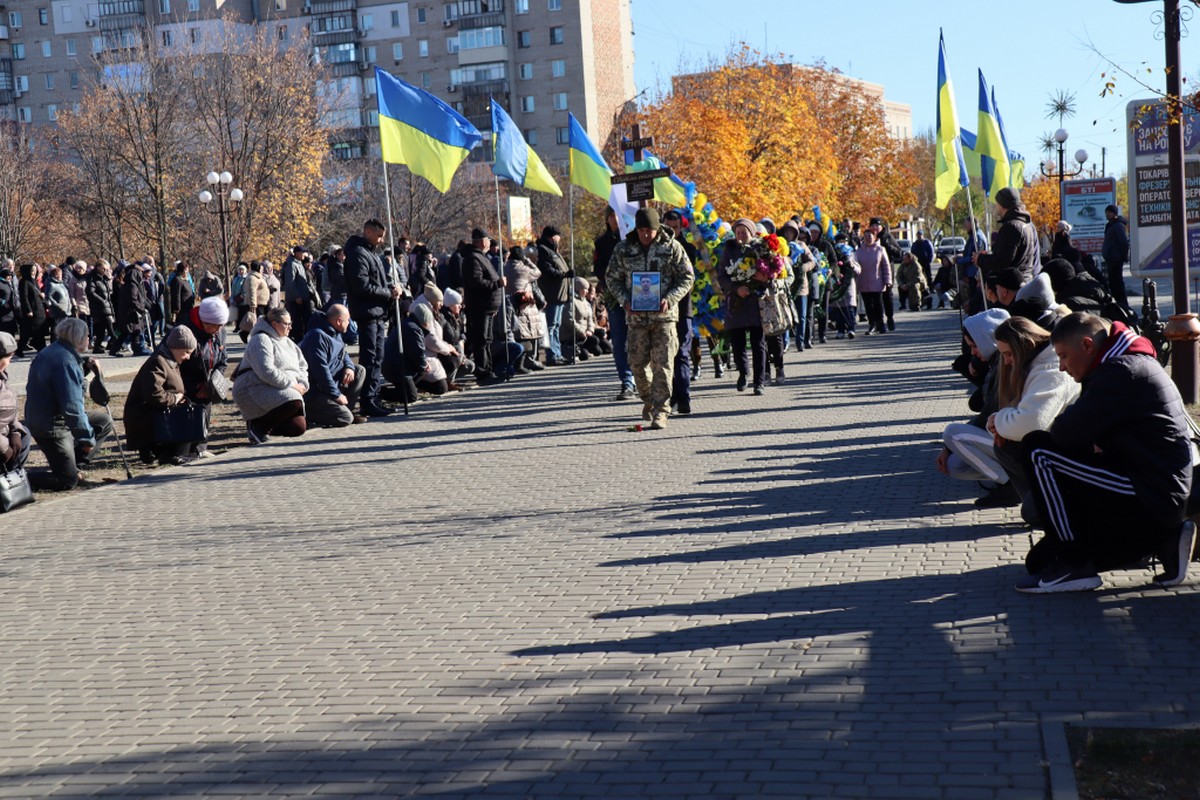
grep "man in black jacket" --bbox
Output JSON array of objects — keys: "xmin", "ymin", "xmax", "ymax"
[
  {"xmin": 344, "ymin": 218, "xmax": 400, "ymax": 417},
  {"xmin": 1018, "ymin": 312, "xmax": 1196, "ymax": 593},
  {"xmin": 1102, "ymin": 204, "xmax": 1130, "ymax": 310},
  {"xmin": 974, "ymin": 187, "xmax": 1039, "ymax": 283},
  {"xmin": 536, "ymin": 225, "xmax": 571, "ymax": 365},
  {"xmin": 463, "ymin": 227, "xmax": 506, "ymax": 384}
]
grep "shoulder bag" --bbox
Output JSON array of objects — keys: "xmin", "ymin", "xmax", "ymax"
[{"xmin": 153, "ymin": 402, "xmax": 209, "ymax": 444}]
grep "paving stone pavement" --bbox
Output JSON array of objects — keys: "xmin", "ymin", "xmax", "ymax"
[{"xmin": 2, "ymin": 309, "xmax": 1199, "ymax": 800}]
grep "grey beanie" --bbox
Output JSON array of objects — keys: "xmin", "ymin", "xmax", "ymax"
[
  {"xmin": 165, "ymin": 325, "xmax": 198, "ymax": 351},
  {"xmin": 0, "ymin": 331, "xmax": 16, "ymax": 358},
  {"xmin": 412, "ymin": 303, "xmax": 434, "ymax": 327}
]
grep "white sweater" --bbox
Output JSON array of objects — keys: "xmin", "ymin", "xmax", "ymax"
[{"xmin": 993, "ymin": 345, "xmax": 1080, "ymax": 441}]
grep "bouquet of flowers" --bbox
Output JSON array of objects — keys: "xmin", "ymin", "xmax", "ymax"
[{"xmin": 726, "ymin": 234, "xmax": 789, "ymax": 289}]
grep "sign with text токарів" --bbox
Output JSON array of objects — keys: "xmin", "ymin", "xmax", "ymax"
[
  {"xmin": 1061, "ymin": 178, "xmax": 1116, "ymax": 257},
  {"xmin": 1127, "ymin": 98, "xmax": 1200, "ymax": 277}
]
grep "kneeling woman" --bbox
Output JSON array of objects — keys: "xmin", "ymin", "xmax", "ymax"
[
  {"xmin": 233, "ymin": 308, "xmax": 309, "ymax": 444},
  {"xmin": 124, "ymin": 325, "xmax": 200, "ymax": 466}
]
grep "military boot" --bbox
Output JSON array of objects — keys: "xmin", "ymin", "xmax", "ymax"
[{"xmin": 650, "ymin": 411, "xmax": 668, "ymax": 430}]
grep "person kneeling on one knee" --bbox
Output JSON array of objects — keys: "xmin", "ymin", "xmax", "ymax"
[{"xmin": 300, "ymin": 304, "xmax": 365, "ymax": 428}]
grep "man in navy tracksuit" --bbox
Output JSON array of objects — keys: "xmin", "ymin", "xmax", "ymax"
[{"xmin": 1018, "ymin": 313, "xmax": 1196, "ymax": 593}]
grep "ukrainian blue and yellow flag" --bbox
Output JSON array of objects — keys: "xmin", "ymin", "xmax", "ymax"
[
  {"xmin": 375, "ymin": 67, "xmax": 482, "ymax": 193},
  {"xmin": 976, "ymin": 70, "xmax": 1011, "ymax": 203},
  {"xmin": 623, "ymin": 148, "xmax": 692, "ymax": 208},
  {"xmin": 568, "ymin": 112, "xmax": 612, "ymax": 200},
  {"xmin": 935, "ymin": 30, "xmax": 969, "ymax": 210},
  {"xmin": 991, "ymin": 88, "xmax": 1024, "ymax": 188},
  {"xmin": 491, "ymin": 98, "xmax": 562, "ymax": 196}
]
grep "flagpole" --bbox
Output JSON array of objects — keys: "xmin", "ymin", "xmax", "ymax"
[
  {"xmin": 965, "ymin": 186, "xmax": 986, "ymax": 311},
  {"xmin": 567, "ymin": 181, "xmax": 576, "ymax": 365},
  {"xmin": 381, "ymin": 159, "xmax": 409, "ymax": 416}
]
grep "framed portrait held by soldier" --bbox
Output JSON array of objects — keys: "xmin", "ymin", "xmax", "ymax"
[{"xmin": 630, "ymin": 272, "xmax": 661, "ymax": 312}]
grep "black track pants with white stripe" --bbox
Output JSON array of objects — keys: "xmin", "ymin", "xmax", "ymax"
[{"xmin": 1022, "ymin": 430, "xmax": 1171, "ymax": 571}]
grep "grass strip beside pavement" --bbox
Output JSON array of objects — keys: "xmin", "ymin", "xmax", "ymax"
[{"xmin": 1067, "ymin": 726, "xmax": 1200, "ymax": 800}]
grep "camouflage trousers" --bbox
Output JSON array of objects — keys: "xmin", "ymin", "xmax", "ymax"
[{"xmin": 627, "ymin": 319, "xmax": 678, "ymax": 413}]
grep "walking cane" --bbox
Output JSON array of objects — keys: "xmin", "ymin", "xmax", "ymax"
[{"xmin": 86, "ymin": 361, "xmax": 133, "ymax": 479}]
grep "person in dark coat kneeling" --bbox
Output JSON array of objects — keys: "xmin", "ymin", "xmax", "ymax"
[{"xmin": 125, "ymin": 325, "xmax": 199, "ymax": 466}]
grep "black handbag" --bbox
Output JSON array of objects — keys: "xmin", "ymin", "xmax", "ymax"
[
  {"xmin": 0, "ymin": 468, "xmax": 34, "ymax": 513},
  {"xmin": 153, "ymin": 403, "xmax": 208, "ymax": 444}
]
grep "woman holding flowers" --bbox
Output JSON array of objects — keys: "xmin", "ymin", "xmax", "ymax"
[{"xmin": 716, "ymin": 218, "xmax": 786, "ymax": 395}]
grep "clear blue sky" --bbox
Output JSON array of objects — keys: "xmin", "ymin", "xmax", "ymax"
[{"xmin": 629, "ymin": 0, "xmax": 1199, "ymax": 179}]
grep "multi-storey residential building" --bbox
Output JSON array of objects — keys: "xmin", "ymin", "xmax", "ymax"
[{"xmin": 0, "ymin": 0, "xmax": 634, "ymax": 166}]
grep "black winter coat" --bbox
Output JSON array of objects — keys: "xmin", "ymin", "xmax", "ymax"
[
  {"xmin": 169, "ymin": 275, "xmax": 195, "ymax": 323},
  {"xmin": 18, "ymin": 278, "xmax": 46, "ymax": 327},
  {"xmin": 86, "ymin": 274, "xmax": 115, "ymax": 321},
  {"xmin": 536, "ymin": 240, "xmax": 571, "ymax": 303},
  {"xmin": 344, "ymin": 234, "xmax": 394, "ymax": 321},
  {"xmin": 0, "ymin": 278, "xmax": 17, "ymax": 328},
  {"xmin": 465, "ymin": 247, "xmax": 503, "ymax": 312},
  {"xmin": 977, "ymin": 209, "xmax": 1039, "ymax": 282},
  {"xmin": 116, "ymin": 276, "xmax": 147, "ymax": 334}
]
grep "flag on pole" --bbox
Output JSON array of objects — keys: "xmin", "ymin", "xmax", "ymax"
[
  {"xmin": 622, "ymin": 148, "xmax": 692, "ymax": 208},
  {"xmin": 935, "ymin": 31, "xmax": 969, "ymax": 210},
  {"xmin": 374, "ymin": 67, "xmax": 482, "ymax": 193},
  {"xmin": 990, "ymin": 87, "xmax": 1023, "ymax": 188},
  {"xmin": 976, "ymin": 70, "xmax": 1011, "ymax": 203},
  {"xmin": 490, "ymin": 98, "xmax": 562, "ymax": 196},
  {"xmin": 568, "ymin": 112, "xmax": 613, "ymax": 200}
]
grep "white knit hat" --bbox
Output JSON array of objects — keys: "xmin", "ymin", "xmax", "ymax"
[{"xmin": 198, "ymin": 296, "xmax": 230, "ymax": 325}]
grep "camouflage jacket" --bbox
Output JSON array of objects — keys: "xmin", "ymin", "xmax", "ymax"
[{"xmin": 605, "ymin": 228, "xmax": 694, "ymax": 325}]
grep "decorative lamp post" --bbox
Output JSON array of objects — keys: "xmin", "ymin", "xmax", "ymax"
[
  {"xmin": 198, "ymin": 170, "xmax": 243, "ymax": 298},
  {"xmin": 1039, "ymin": 128, "xmax": 1087, "ymax": 219}
]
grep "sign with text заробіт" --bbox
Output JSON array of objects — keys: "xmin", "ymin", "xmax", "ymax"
[{"xmin": 1127, "ymin": 98, "xmax": 1200, "ymax": 276}]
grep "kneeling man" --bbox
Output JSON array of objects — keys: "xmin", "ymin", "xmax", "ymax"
[{"xmin": 300, "ymin": 304, "xmax": 366, "ymax": 428}]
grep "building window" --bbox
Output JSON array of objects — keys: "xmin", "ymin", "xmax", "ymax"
[
  {"xmin": 61, "ymin": 5, "xmax": 73, "ymax": 21},
  {"xmin": 277, "ymin": 25, "xmax": 288, "ymax": 40},
  {"xmin": 367, "ymin": 109, "xmax": 379, "ymax": 126},
  {"xmin": 548, "ymin": 0, "xmax": 560, "ymax": 9},
  {"xmin": 331, "ymin": 141, "xmax": 364, "ymax": 160},
  {"xmin": 551, "ymin": 59, "xmax": 565, "ymax": 78},
  {"xmin": 160, "ymin": 29, "xmax": 172, "ymax": 46},
  {"xmin": 392, "ymin": 42, "xmax": 404, "ymax": 60},
  {"xmin": 518, "ymin": 63, "xmax": 532, "ymax": 80},
  {"xmin": 359, "ymin": 12, "xmax": 372, "ymax": 30},
  {"xmin": 47, "ymin": 104, "xmax": 57, "ymax": 121},
  {"xmin": 555, "ymin": 126, "xmax": 569, "ymax": 145},
  {"xmin": 274, "ymin": 0, "xmax": 285, "ymax": 8},
  {"xmin": 42, "ymin": 40, "xmax": 52, "ymax": 57},
  {"xmin": 66, "ymin": 39, "xmax": 77, "ymax": 56},
  {"xmin": 159, "ymin": 0, "xmax": 170, "ymax": 13},
  {"xmin": 520, "ymin": 95, "xmax": 534, "ymax": 113},
  {"xmin": 12, "ymin": 43, "xmax": 25, "ymax": 60},
  {"xmin": 525, "ymin": 128, "xmax": 537, "ymax": 146},
  {"xmin": 14, "ymin": 76, "xmax": 29, "ymax": 92},
  {"xmin": 390, "ymin": 9, "xmax": 402, "ymax": 26},
  {"xmin": 549, "ymin": 26, "xmax": 563, "ymax": 45},
  {"xmin": 190, "ymin": 27, "xmax": 199, "ymax": 42},
  {"xmin": 364, "ymin": 45, "xmax": 376, "ymax": 62},
  {"xmin": 418, "ymin": 39, "xmax": 428, "ymax": 56},
  {"xmin": 446, "ymin": 37, "xmax": 459, "ymax": 53},
  {"xmin": 457, "ymin": 26, "xmax": 503, "ymax": 50},
  {"xmin": 515, "ymin": 0, "xmax": 528, "ymax": 12},
  {"xmin": 416, "ymin": 7, "xmax": 426, "ymax": 23},
  {"xmin": 420, "ymin": 72, "xmax": 431, "ymax": 88},
  {"xmin": 69, "ymin": 70, "xmax": 79, "ymax": 89},
  {"xmin": 92, "ymin": 37, "xmax": 103, "ymax": 53},
  {"xmin": 188, "ymin": 0, "xmax": 199, "ymax": 9},
  {"xmin": 39, "ymin": 8, "xmax": 50, "ymax": 25},
  {"xmin": 517, "ymin": 30, "xmax": 530, "ymax": 48},
  {"xmin": 8, "ymin": 11, "xmax": 23, "ymax": 28},
  {"xmin": 552, "ymin": 91, "xmax": 567, "ymax": 110},
  {"xmin": 444, "ymin": 4, "xmax": 457, "ymax": 21},
  {"xmin": 45, "ymin": 73, "xmax": 55, "ymax": 89},
  {"xmin": 17, "ymin": 107, "xmax": 31, "ymax": 123}
]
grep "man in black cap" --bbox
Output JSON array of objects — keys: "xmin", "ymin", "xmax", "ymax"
[
  {"xmin": 464, "ymin": 227, "xmax": 507, "ymax": 384},
  {"xmin": 344, "ymin": 219, "xmax": 399, "ymax": 417},
  {"xmin": 974, "ymin": 187, "xmax": 1039, "ymax": 284},
  {"xmin": 662, "ymin": 209, "xmax": 696, "ymax": 413},
  {"xmin": 536, "ymin": 224, "xmax": 571, "ymax": 365},
  {"xmin": 604, "ymin": 208, "xmax": 694, "ymax": 430},
  {"xmin": 1102, "ymin": 204, "xmax": 1130, "ymax": 309}
]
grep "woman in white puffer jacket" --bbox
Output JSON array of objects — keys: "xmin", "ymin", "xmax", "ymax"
[{"xmin": 987, "ymin": 317, "xmax": 1081, "ymax": 525}]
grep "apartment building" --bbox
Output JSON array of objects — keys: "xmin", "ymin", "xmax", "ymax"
[{"xmin": 0, "ymin": 0, "xmax": 635, "ymax": 166}]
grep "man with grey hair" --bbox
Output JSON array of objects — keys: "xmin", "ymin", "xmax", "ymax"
[
  {"xmin": 24, "ymin": 317, "xmax": 114, "ymax": 490},
  {"xmin": 299, "ymin": 304, "xmax": 366, "ymax": 428}
]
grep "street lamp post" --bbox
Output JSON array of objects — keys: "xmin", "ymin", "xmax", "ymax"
[
  {"xmin": 198, "ymin": 170, "xmax": 243, "ymax": 299},
  {"xmin": 1039, "ymin": 128, "xmax": 1087, "ymax": 219}
]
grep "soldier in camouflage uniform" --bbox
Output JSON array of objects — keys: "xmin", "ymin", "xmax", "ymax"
[{"xmin": 605, "ymin": 208, "xmax": 694, "ymax": 430}]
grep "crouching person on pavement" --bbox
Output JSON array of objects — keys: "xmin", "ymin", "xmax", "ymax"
[
  {"xmin": 300, "ymin": 304, "xmax": 365, "ymax": 428},
  {"xmin": 24, "ymin": 318, "xmax": 114, "ymax": 490},
  {"xmin": 0, "ymin": 332, "xmax": 32, "ymax": 473},
  {"xmin": 605, "ymin": 207, "xmax": 694, "ymax": 430},
  {"xmin": 124, "ymin": 325, "xmax": 199, "ymax": 466},
  {"xmin": 1018, "ymin": 312, "xmax": 1197, "ymax": 593},
  {"xmin": 233, "ymin": 308, "xmax": 309, "ymax": 445}
]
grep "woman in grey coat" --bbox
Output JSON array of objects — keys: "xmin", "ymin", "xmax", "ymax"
[{"xmin": 232, "ymin": 308, "xmax": 309, "ymax": 444}]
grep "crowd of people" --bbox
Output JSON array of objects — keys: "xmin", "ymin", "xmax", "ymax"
[
  {"xmin": 933, "ymin": 187, "xmax": 1197, "ymax": 594},
  {"xmin": 2, "ymin": 191, "xmax": 1196, "ymax": 596}
]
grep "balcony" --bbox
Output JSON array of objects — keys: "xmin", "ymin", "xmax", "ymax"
[
  {"xmin": 461, "ymin": 79, "xmax": 506, "ymax": 96},
  {"xmin": 457, "ymin": 11, "xmax": 504, "ymax": 30},
  {"xmin": 327, "ymin": 60, "xmax": 364, "ymax": 77},
  {"xmin": 310, "ymin": 0, "xmax": 355, "ymax": 15},
  {"xmin": 313, "ymin": 28, "xmax": 357, "ymax": 45}
]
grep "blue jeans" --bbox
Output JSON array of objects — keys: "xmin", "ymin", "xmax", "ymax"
[
  {"xmin": 793, "ymin": 295, "xmax": 809, "ymax": 348},
  {"xmin": 545, "ymin": 301, "xmax": 565, "ymax": 361},
  {"xmin": 608, "ymin": 304, "xmax": 635, "ymax": 390}
]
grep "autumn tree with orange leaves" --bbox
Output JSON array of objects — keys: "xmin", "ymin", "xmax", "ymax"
[{"xmin": 614, "ymin": 46, "xmax": 916, "ymax": 225}]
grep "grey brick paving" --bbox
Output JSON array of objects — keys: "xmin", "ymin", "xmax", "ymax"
[{"xmin": 2, "ymin": 309, "xmax": 1199, "ymax": 799}]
